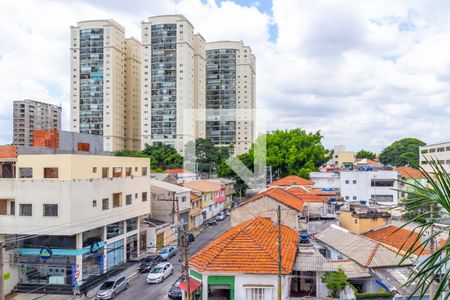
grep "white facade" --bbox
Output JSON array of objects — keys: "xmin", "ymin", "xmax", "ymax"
[
  {"xmin": 310, "ymin": 172, "xmax": 341, "ymax": 192},
  {"xmin": 150, "ymin": 179, "xmax": 191, "ymax": 224},
  {"xmin": 141, "ymin": 15, "xmax": 196, "ymax": 152},
  {"xmin": 339, "ymin": 170, "xmax": 399, "ymax": 205},
  {"xmin": 420, "ymin": 141, "xmax": 450, "ymax": 173}
]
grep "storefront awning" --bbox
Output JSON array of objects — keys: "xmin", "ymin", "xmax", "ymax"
[{"xmin": 179, "ymin": 278, "xmax": 202, "ymax": 294}]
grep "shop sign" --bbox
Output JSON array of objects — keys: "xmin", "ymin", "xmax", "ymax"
[
  {"xmin": 39, "ymin": 247, "xmax": 52, "ymax": 260},
  {"xmin": 90, "ymin": 242, "xmax": 100, "ymax": 254}
]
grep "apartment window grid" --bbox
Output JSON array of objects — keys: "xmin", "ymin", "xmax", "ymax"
[
  {"xmin": 150, "ymin": 24, "xmax": 177, "ymax": 140},
  {"xmin": 79, "ymin": 28, "xmax": 104, "ymax": 136},
  {"xmin": 205, "ymin": 48, "xmax": 237, "ymax": 145}
]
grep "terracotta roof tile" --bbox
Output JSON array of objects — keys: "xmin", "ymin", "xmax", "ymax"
[
  {"xmin": 182, "ymin": 180, "xmax": 222, "ymax": 192},
  {"xmin": 243, "ymin": 188, "xmax": 303, "ymax": 211},
  {"xmin": 165, "ymin": 168, "xmax": 191, "ymax": 174},
  {"xmin": 396, "ymin": 166, "xmax": 425, "ymax": 179},
  {"xmin": 189, "ymin": 217, "xmax": 299, "ymax": 274},
  {"xmin": 271, "ymin": 175, "xmax": 314, "ymax": 187}
]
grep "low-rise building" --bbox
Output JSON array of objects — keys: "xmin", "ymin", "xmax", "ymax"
[
  {"xmin": 186, "ymin": 217, "xmax": 299, "ymax": 300},
  {"xmin": 270, "ymin": 175, "xmax": 314, "ymax": 189},
  {"xmin": 189, "ymin": 192, "xmax": 203, "ymax": 231},
  {"xmin": 338, "ymin": 203, "xmax": 391, "ymax": 234},
  {"xmin": 396, "ymin": 166, "xmax": 426, "ymax": 201},
  {"xmin": 207, "ymin": 178, "xmax": 235, "ymax": 209},
  {"xmin": 182, "ymin": 180, "xmax": 225, "ymax": 222},
  {"xmin": 165, "ymin": 169, "xmax": 198, "ymax": 184},
  {"xmin": 0, "ymin": 153, "xmax": 151, "ymax": 294}
]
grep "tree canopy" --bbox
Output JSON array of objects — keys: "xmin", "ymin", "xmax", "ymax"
[
  {"xmin": 321, "ymin": 269, "xmax": 348, "ymax": 298},
  {"xmin": 355, "ymin": 149, "xmax": 376, "ymax": 160},
  {"xmin": 116, "ymin": 143, "xmax": 183, "ymax": 172},
  {"xmin": 379, "ymin": 138, "xmax": 426, "ymax": 167},
  {"xmin": 185, "ymin": 138, "xmax": 233, "ymax": 176}
]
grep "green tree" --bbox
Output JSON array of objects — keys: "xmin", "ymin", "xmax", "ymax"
[
  {"xmin": 186, "ymin": 138, "xmax": 233, "ymax": 175},
  {"xmin": 400, "ymin": 160, "xmax": 450, "ymax": 299},
  {"xmin": 379, "ymin": 138, "xmax": 426, "ymax": 167},
  {"xmin": 356, "ymin": 149, "xmax": 376, "ymax": 160},
  {"xmin": 321, "ymin": 269, "xmax": 349, "ymax": 298},
  {"xmin": 116, "ymin": 143, "xmax": 183, "ymax": 172}
]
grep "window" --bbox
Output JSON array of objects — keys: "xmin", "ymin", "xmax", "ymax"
[
  {"xmin": 106, "ymin": 221, "xmax": 124, "ymax": 239},
  {"xmin": 125, "ymin": 167, "xmax": 132, "ymax": 176},
  {"xmin": 345, "ymin": 180, "xmax": 350, "ymax": 184},
  {"xmin": 142, "ymin": 192, "xmax": 148, "ymax": 202},
  {"xmin": 352, "ymin": 180, "xmax": 357, "ymax": 184},
  {"xmin": 10, "ymin": 201, "xmax": 15, "ymax": 215},
  {"xmin": 353, "ymin": 196, "xmax": 357, "ymax": 200},
  {"xmin": 142, "ymin": 167, "xmax": 148, "ymax": 176},
  {"xmin": 371, "ymin": 195, "xmax": 394, "ymax": 202},
  {"xmin": 446, "ymin": 147, "xmax": 450, "ymax": 152},
  {"xmin": 437, "ymin": 147, "xmax": 445, "ymax": 152},
  {"xmin": 77, "ymin": 142, "xmax": 90, "ymax": 152},
  {"xmin": 429, "ymin": 148, "xmax": 436, "ymax": 153},
  {"xmin": 371, "ymin": 179, "xmax": 394, "ymax": 187},
  {"xmin": 246, "ymin": 288, "xmax": 265, "ymax": 300},
  {"xmin": 43, "ymin": 204, "xmax": 58, "ymax": 217},
  {"xmin": 102, "ymin": 167, "xmax": 109, "ymax": 178},
  {"xmin": 93, "ymin": 200, "xmax": 97, "ymax": 207},
  {"xmin": 126, "ymin": 218, "xmax": 138, "ymax": 232},
  {"xmin": 19, "ymin": 168, "xmax": 32, "ymax": 178},
  {"xmin": 44, "ymin": 167, "xmax": 58, "ymax": 178},
  {"xmin": 126, "ymin": 194, "xmax": 132, "ymax": 205},
  {"xmin": 102, "ymin": 198, "xmax": 109, "ymax": 210},
  {"xmin": 113, "ymin": 167, "xmax": 122, "ymax": 177},
  {"xmin": 93, "ymin": 167, "xmax": 97, "ymax": 173},
  {"xmin": 113, "ymin": 193, "xmax": 122, "ymax": 208},
  {"xmin": 19, "ymin": 204, "xmax": 32, "ymax": 216},
  {"xmin": 181, "ymin": 196, "xmax": 187, "ymax": 203},
  {"xmin": 345, "ymin": 196, "xmax": 349, "ymax": 200}
]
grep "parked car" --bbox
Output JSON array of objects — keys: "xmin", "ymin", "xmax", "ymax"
[
  {"xmin": 138, "ymin": 254, "xmax": 163, "ymax": 272},
  {"xmin": 146, "ymin": 263, "xmax": 174, "ymax": 284},
  {"xmin": 207, "ymin": 217, "xmax": 217, "ymax": 226},
  {"xmin": 185, "ymin": 233, "xmax": 195, "ymax": 244},
  {"xmin": 159, "ymin": 245, "xmax": 177, "ymax": 261},
  {"xmin": 216, "ymin": 211, "xmax": 227, "ymax": 221},
  {"xmin": 96, "ymin": 275, "xmax": 128, "ymax": 299},
  {"xmin": 168, "ymin": 276, "xmax": 184, "ymax": 299}
]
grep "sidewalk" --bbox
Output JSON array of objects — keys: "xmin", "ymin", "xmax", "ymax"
[{"xmin": 7, "ymin": 263, "xmax": 141, "ymax": 300}]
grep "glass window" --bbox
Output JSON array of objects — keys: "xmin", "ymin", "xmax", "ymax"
[
  {"xmin": 142, "ymin": 192, "xmax": 148, "ymax": 202},
  {"xmin": 142, "ymin": 167, "xmax": 148, "ymax": 176},
  {"xmin": 126, "ymin": 194, "xmax": 132, "ymax": 205},
  {"xmin": 92, "ymin": 200, "xmax": 97, "ymax": 207},
  {"xmin": 125, "ymin": 167, "xmax": 132, "ymax": 176},
  {"xmin": 345, "ymin": 180, "xmax": 349, "ymax": 184},
  {"xmin": 43, "ymin": 204, "xmax": 58, "ymax": 217},
  {"xmin": 19, "ymin": 168, "xmax": 32, "ymax": 178},
  {"xmin": 19, "ymin": 204, "xmax": 32, "ymax": 216},
  {"xmin": 181, "ymin": 196, "xmax": 186, "ymax": 203},
  {"xmin": 126, "ymin": 218, "xmax": 138, "ymax": 232},
  {"xmin": 246, "ymin": 288, "xmax": 265, "ymax": 300},
  {"xmin": 106, "ymin": 221, "xmax": 124, "ymax": 239},
  {"xmin": 371, "ymin": 195, "xmax": 394, "ymax": 202},
  {"xmin": 102, "ymin": 167, "xmax": 109, "ymax": 178},
  {"xmin": 113, "ymin": 193, "xmax": 122, "ymax": 208},
  {"xmin": 102, "ymin": 198, "xmax": 109, "ymax": 210},
  {"xmin": 106, "ymin": 239, "xmax": 124, "ymax": 270},
  {"xmin": 371, "ymin": 179, "xmax": 394, "ymax": 187},
  {"xmin": 44, "ymin": 168, "xmax": 58, "ymax": 178},
  {"xmin": 93, "ymin": 167, "xmax": 97, "ymax": 173},
  {"xmin": 352, "ymin": 180, "xmax": 357, "ymax": 184},
  {"xmin": 113, "ymin": 167, "xmax": 122, "ymax": 177}
]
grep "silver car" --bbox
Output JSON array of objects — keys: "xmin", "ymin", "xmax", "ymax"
[
  {"xmin": 96, "ymin": 275, "xmax": 129, "ymax": 299},
  {"xmin": 158, "ymin": 245, "xmax": 177, "ymax": 261}
]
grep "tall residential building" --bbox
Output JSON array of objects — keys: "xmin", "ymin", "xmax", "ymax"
[
  {"xmin": 13, "ymin": 100, "xmax": 62, "ymax": 146},
  {"xmin": 124, "ymin": 37, "xmax": 142, "ymax": 150},
  {"xmin": 141, "ymin": 15, "xmax": 196, "ymax": 152},
  {"xmin": 205, "ymin": 41, "xmax": 256, "ymax": 155},
  {"xmin": 70, "ymin": 20, "xmax": 127, "ymax": 152},
  {"xmin": 193, "ymin": 33, "xmax": 206, "ymax": 139}
]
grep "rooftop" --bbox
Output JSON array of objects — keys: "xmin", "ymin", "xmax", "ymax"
[
  {"xmin": 242, "ymin": 187, "xmax": 303, "ymax": 211},
  {"xmin": 271, "ymin": 175, "xmax": 314, "ymax": 187},
  {"xmin": 150, "ymin": 179, "xmax": 191, "ymax": 193},
  {"xmin": 189, "ymin": 217, "xmax": 299, "ymax": 274},
  {"xmin": 182, "ymin": 180, "xmax": 222, "ymax": 192},
  {"xmin": 396, "ymin": 166, "xmax": 425, "ymax": 179}
]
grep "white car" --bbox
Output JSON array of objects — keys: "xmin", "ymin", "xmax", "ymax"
[{"xmin": 146, "ymin": 263, "xmax": 174, "ymax": 284}]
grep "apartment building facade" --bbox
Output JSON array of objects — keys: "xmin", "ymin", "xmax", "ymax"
[
  {"xmin": 205, "ymin": 41, "xmax": 256, "ymax": 155},
  {"xmin": 0, "ymin": 154, "xmax": 151, "ymax": 293},
  {"xmin": 13, "ymin": 100, "xmax": 61, "ymax": 146},
  {"xmin": 420, "ymin": 141, "xmax": 450, "ymax": 173},
  {"xmin": 141, "ymin": 15, "xmax": 197, "ymax": 152}
]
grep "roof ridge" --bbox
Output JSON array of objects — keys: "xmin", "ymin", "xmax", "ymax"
[{"xmin": 365, "ymin": 244, "xmax": 380, "ymax": 267}]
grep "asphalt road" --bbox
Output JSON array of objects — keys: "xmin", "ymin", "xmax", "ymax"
[{"xmin": 115, "ymin": 218, "xmax": 231, "ymax": 300}]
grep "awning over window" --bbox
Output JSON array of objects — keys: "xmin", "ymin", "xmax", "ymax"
[{"xmin": 179, "ymin": 278, "xmax": 202, "ymax": 294}]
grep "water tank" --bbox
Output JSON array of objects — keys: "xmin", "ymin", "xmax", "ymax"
[{"xmin": 300, "ymin": 231, "xmax": 310, "ymax": 244}]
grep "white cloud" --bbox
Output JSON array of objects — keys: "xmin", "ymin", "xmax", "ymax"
[{"xmin": 1, "ymin": 0, "xmax": 450, "ymax": 152}]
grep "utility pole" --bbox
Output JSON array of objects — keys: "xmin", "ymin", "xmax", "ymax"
[
  {"xmin": 0, "ymin": 240, "xmax": 4, "ymax": 300},
  {"xmin": 277, "ymin": 205, "xmax": 282, "ymax": 300},
  {"xmin": 179, "ymin": 225, "xmax": 191, "ymax": 300}
]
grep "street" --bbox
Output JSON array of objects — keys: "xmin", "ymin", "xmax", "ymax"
[{"xmin": 114, "ymin": 217, "xmax": 230, "ymax": 300}]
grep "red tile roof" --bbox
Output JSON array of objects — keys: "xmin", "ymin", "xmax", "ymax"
[
  {"xmin": 396, "ymin": 166, "xmax": 425, "ymax": 179},
  {"xmin": 165, "ymin": 168, "xmax": 191, "ymax": 174},
  {"xmin": 189, "ymin": 217, "xmax": 299, "ymax": 274},
  {"xmin": 243, "ymin": 188, "xmax": 303, "ymax": 211},
  {"xmin": 271, "ymin": 175, "xmax": 314, "ymax": 186},
  {"xmin": 182, "ymin": 180, "xmax": 222, "ymax": 192},
  {"xmin": 363, "ymin": 225, "xmax": 429, "ymax": 255}
]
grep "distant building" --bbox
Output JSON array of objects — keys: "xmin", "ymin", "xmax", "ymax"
[
  {"xmin": 420, "ymin": 140, "xmax": 450, "ymax": 173},
  {"xmin": 182, "ymin": 180, "xmax": 224, "ymax": 222},
  {"xmin": 332, "ymin": 145, "xmax": 356, "ymax": 168},
  {"xmin": 164, "ymin": 168, "xmax": 198, "ymax": 184},
  {"xmin": 13, "ymin": 99, "xmax": 61, "ymax": 146},
  {"xmin": 396, "ymin": 166, "xmax": 426, "ymax": 201},
  {"xmin": 338, "ymin": 203, "xmax": 391, "ymax": 234}
]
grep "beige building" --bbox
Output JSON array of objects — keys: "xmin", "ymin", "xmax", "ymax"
[
  {"xmin": 70, "ymin": 19, "xmax": 141, "ymax": 152},
  {"xmin": 141, "ymin": 15, "xmax": 197, "ymax": 152},
  {"xmin": 332, "ymin": 145, "xmax": 356, "ymax": 168},
  {"xmin": 205, "ymin": 41, "xmax": 256, "ymax": 155},
  {"xmin": 339, "ymin": 204, "xmax": 391, "ymax": 234},
  {"xmin": 194, "ymin": 33, "xmax": 206, "ymax": 139}
]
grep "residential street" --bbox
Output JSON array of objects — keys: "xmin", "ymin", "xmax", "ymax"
[{"xmin": 115, "ymin": 218, "xmax": 230, "ymax": 300}]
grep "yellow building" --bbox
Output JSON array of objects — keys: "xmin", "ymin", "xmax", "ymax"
[{"xmin": 339, "ymin": 205, "xmax": 391, "ymax": 234}]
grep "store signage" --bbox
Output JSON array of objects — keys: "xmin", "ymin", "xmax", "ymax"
[
  {"xmin": 90, "ymin": 242, "xmax": 100, "ymax": 254},
  {"xmin": 39, "ymin": 247, "xmax": 52, "ymax": 260}
]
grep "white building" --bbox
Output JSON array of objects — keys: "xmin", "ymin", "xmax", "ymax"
[
  {"xmin": 311, "ymin": 170, "xmax": 399, "ymax": 206},
  {"xmin": 420, "ymin": 140, "xmax": 450, "ymax": 173},
  {"xmin": 0, "ymin": 153, "xmax": 151, "ymax": 294}
]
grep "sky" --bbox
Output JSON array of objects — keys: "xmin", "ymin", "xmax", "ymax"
[{"xmin": 1, "ymin": 0, "xmax": 450, "ymax": 152}]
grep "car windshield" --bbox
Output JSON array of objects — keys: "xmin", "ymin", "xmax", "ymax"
[
  {"xmin": 173, "ymin": 278, "xmax": 182, "ymax": 287},
  {"xmin": 160, "ymin": 248, "xmax": 169, "ymax": 254},
  {"xmin": 151, "ymin": 267, "xmax": 163, "ymax": 273},
  {"xmin": 100, "ymin": 281, "xmax": 115, "ymax": 289}
]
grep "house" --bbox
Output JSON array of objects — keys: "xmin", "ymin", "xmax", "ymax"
[
  {"xmin": 186, "ymin": 217, "xmax": 299, "ymax": 300},
  {"xmin": 270, "ymin": 175, "xmax": 314, "ymax": 188},
  {"xmin": 189, "ymin": 192, "xmax": 203, "ymax": 231},
  {"xmin": 150, "ymin": 179, "xmax": 191, "ymax": 230},
  {"xmin": 338, "ymin": 203, "xmax": 391, "ymax": 234},
  {"xmin": 182, "ymin": 180, "xmax": 225, "ymax": 222},
  {"xmin": 396, "ymin": 166, "xmax": 426, "ymax": 201},
  {"xmin": 207, "ymin": 178, "xmax": 235, "ymax": 209},
  {"xmin": 151, "ymin": 172, "xmax": 177, "ymax": 184},
  {"xmin": 165, "ymin": 168, "xmax": 198, "ymax": 183}
]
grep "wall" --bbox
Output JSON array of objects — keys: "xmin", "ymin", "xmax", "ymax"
[
  {"xmin": 420, "ymin": 142, "xmax": 450, "ymax": 173},
  {"xmin": 310, "ymin": 172, "xmax": 341, "ymax": 191},
  {"xmin": 230, "ymin": 196, "xmax": 298, "ymax": 229},
  {"xmin": 339, "ymin": 211, "xmax": 389, "ymax": 234}
]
